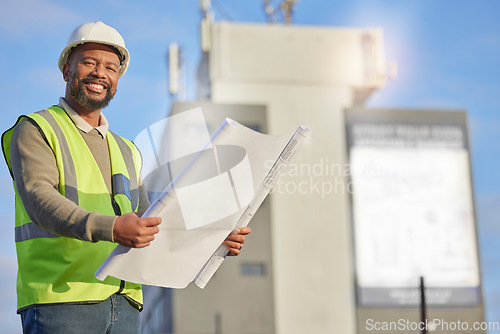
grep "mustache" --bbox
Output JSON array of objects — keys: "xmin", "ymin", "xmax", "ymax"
[{"xmin": 80, "ymin": 77, "xmax": 111, "ymax": 89}]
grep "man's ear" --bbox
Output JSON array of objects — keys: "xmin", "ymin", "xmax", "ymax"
[{"xmin": 62, "ymin": 63, "xmax": 71, "ymax": 82}]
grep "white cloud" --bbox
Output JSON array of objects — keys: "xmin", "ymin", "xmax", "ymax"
[{"xmin": 0, "ymin": 0, "xmax": 81, "ymax": 38}]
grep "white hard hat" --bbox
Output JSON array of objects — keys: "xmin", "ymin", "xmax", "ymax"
[{"xmin": 58, "ymin": 21, "xmax": 130, "ymax": 77}]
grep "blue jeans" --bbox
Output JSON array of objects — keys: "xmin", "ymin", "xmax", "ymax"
[{"xmin": 20, "ymin": 294, "xmax": 140, "ymax": 334}]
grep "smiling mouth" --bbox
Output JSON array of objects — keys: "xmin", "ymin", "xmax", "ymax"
[
  {"xmin": 82, "ymin": 78, "xmax": 110, "ymax": 94},
  {"xmin": 87, "ymin": 83, "xmax": 105, "ymax": 90}
]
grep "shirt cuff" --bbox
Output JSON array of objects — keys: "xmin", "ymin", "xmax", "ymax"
[{"xmin": 89, "ymin": 214, "xmax": 117, "ymax": 242}]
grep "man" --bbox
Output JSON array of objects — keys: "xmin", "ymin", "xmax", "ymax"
[{"xmin": 2, "ymin": 21, "xmax": 250, "ymax": 333}]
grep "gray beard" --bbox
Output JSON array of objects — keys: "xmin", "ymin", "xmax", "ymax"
[{"xmin": 70, "ymin": 78, "xmax": 114, "ymax": 111}]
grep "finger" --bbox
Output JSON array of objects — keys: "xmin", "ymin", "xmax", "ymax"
[
  {"xmin": 133, "ymin": 242, "xmax": 151, "ymax": 248},
  {"xmin": 133, "ymin": 234, "xmax": 157, "ymax": 248},
  {"xmin": 143, "ymin": 225, "xmax": 160, "ymax": 236},
  {"xmin": 224, "ymin": 238, "xmax": 244, "ymax": 246},
  {"xmin": 136, "ymin": 226, "xmax": 159, "ymax": 238},
  {"xmin": 142, "ymin": 217, "xmax": 162, "ymax": 227},
  {"xmin": 227, "ymin": 248, "xmax": 240, "ymax": 256},
  {"xmin": 235, "ymin": 227, "xmax": 251, "ymax": 235},
  {"xmin": 226, "ymin": 234, "xmax": 246, "ymax": 244},
  {"xmin": 222, "ymin": 240, "xmax": 241, "ymax": 249},
  {"xmin": 225, "ymin": 244, "xmax": 241, "ymax": 256}
]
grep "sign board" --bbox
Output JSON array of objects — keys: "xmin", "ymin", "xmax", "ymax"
[{"xmin": 346, "ymin": 109, "xmax": 481, "ymax": 306}]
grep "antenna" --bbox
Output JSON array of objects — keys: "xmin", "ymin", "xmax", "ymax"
[
  {"xmin": 200, "ymin": 0, "xmax": 210, "ymax": 14},
  {"xmin": 282, "ymin": 0, "xmax": 296, "ymax": 24},
  {"xmin": 168, "ymin": 42, "xmax": 185, "ymax": 101},
  {"xmin": 200, "ymin": 0, "xmax": 213, "ymax": 52},
  {"xmin": 264, "ymin": 0, "xmax": 276, "ymax": 23},
  {"xmin": 263, "ymin": 0, "xmax": 297, "ymax": 24},
  {"xmin": 197, "ymin": 0, "xmax": 213, "ymax": 99}
]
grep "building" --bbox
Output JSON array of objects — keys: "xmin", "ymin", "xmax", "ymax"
[{"xmin": 140, "ymin": 9, "xmax": 484, "ymax": 334}]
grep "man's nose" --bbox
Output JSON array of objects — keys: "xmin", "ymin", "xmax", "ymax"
[{"xmin": 91, "ymin": 63, "xmax": 106, "ymax": 78}]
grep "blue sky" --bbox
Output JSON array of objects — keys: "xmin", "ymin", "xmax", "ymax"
[{"xmin": 1, "ymin": 0, "xmax": 499, "ymax": 332}]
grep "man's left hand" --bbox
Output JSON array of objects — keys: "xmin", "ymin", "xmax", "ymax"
[{"xmin": 222, "ymin": 227, "xmax": 251, "ymax": 256}]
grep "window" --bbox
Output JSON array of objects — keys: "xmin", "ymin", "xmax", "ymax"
[{"xmin": 241, "ymin": 263, "xmax": 266, "ymax": 276}]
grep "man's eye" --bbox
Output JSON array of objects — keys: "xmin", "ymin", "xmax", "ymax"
[
  {"xmin": 107, "ymin": 66, "xmax": 117, "ymax": 72},
  {"xmin": 83, "ymin": 61, "xmax": 95, "ymax": 66}
]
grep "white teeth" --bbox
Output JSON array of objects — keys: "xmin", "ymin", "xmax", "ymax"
[{"xmin": 88, "ymin": 83, "xmax": 104, "ymax": 89}]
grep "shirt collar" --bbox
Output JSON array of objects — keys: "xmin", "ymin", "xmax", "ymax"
[{"xmin": 58, "ymin": 97, "xmax": 109, "ymax": 138}]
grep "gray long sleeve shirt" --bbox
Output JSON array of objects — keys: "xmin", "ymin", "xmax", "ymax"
[{"xmin": 9, "ymin": 98, "xmax": 149, "ymax": 242}]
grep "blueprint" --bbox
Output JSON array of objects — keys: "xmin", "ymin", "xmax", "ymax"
[{"xmin": 95, "ymin": 108, "xmax": 308, "ymax": 288}]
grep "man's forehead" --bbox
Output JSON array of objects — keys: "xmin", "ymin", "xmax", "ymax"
[{"xmin": 69, "ymin": 43, "xmax": 121, "ymax": 63}]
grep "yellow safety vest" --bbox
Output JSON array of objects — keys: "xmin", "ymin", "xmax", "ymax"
[{"xmin": 2, "ymin": 106, "xmax": 143, "ymax": 312}]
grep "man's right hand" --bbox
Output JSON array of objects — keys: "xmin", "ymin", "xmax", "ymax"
[{"xmin": 112, "ymin": 212, "xmax": 162, "ymax": 248}]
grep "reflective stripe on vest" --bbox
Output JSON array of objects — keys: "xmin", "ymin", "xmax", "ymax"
[
  {"xmin": 36, "ymin": 109, "xmax": 79, "ymax": 204},
  {"xmin": 15, "ymin": 222, "xmax": 58, "ymax": 242},
  {"xmin": 109, "ymin": 131, "xmax": 140, "ymax": 212},
  {"xmin": 2, "ymin": 105, "xmax": 143, "ymax": 311}
]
